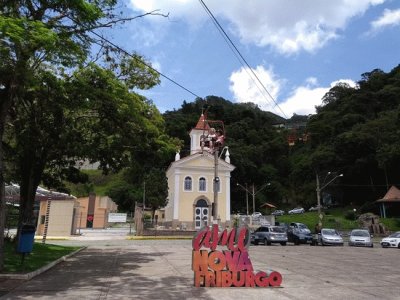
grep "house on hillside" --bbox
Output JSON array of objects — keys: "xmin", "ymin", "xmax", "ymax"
[
  {"xmin": 164, "ymin": 114, "xmax": 235, "ymax": 230},
  {"xmin": 376, "ymin": 185, "xmax": 400, "ymax": 218}
]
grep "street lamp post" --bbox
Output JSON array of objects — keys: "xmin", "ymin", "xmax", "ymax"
[
  {"xmin": 237, "ymin": 182, "xmax": 270, "ymax": 215},
  {"xmin": 316, "ymin": 172, "xmax": 343, "ymax": 226},
  {"xmin": 237, "ymin": 183, "xmax": 249, "ymax": 215}
]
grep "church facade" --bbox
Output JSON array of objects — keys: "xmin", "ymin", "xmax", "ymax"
[{"xmin": 165, "ymin": 114, "xmax": 235, "ymax": 230}]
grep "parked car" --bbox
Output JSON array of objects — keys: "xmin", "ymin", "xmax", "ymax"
[
  {"xmin": 288, "ymin": 207, "xmax": 305, "ymax": 214},
  {"xmin": 317, "ymin": 228, "xmax": 344, "ymax": 246},
  {"xmin": 251, "ymin": 212, "xmax": 262, "ymax": 218},
  {"xmin": 251, "ymin": 225, "xmax": 288, "ymax": 246},
  {"xmin": 287, "ymin": 222, "xmax": 313, "ymax": 245},
  {"xmin": 271, "ymin": 209, "xmax": 284, "ymax": 216},
  {"xmin": 380, "ymin": 231, "xmax": 400, "ymax": 248},
  {"xmin": 348, "ymin": 229, "xmax": 373, "ymax": 247},
  {"xmin": 308, "ymin": 205, "xmax": 325, "ymax": 212}
]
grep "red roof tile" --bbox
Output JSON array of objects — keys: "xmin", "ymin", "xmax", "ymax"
[{"xmin": 194, "ymin": 114, "xmax": 210, "ymax": 130}]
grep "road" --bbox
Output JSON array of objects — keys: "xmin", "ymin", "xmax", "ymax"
[{"xmin": 1, "ymin": 228, "xmax": 399, "ymax": 299}]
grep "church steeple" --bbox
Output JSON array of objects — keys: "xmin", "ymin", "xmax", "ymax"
[
  {"xmin": 189, "ymin": 114, "xmax": 209, "ymax": 154},
  {"xmin": 194, "ymin": 113, "xmax": 210, "ymax": 130}
]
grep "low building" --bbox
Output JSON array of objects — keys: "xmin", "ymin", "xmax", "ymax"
[
  {"xmin": 36, "ymin": 196, "xmax": 79, "ymax": 236},
  {"xmin": 76, "ymin": 194, "xmax": 118, "ymax": 229},
  {"xmin": 36, "ymin": 192, "xmax": 118, "ymax": 236}
]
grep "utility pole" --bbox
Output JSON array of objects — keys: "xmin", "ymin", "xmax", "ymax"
[
  {"xmin": 143, "ymin": 181, "xmax": 145, "ymax": 209},
  {"xmin": 316, "ymin": 172, "xmax": 343, "ymax": 226},
  {"xmin": 237, "ymin": 182, "xmax": 270, "ymax": 214},
  {"xmin": 245, "ymin": 183, "xmax": 249, "ymax": 215},
  {"xmin": 213, "ymin": 149, "xmax": 219, "ymax": 224}
]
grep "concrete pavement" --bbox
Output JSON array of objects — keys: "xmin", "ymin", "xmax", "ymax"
[{"xmin": 1, "ymin": 229, "xmax": 400, "ymax": 299}]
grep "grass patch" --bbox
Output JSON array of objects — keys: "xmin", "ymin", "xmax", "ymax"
[
  {"xmin": 380, "ymin": 218, "xmax": 400, "ymax": 232},
  {"xmin": 275, "ymin": 211, "xmax": 358, "ymax": 231},
  {"xmin": 3, "ymin": 241, "xmax": 81, "ymax": 273}
]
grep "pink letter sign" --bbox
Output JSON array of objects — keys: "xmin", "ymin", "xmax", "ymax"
[{"xmin": 192, "ymin": 224, "xmax": 283, "ymax": 287}]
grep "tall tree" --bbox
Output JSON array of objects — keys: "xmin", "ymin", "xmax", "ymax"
[{"xmin": 0, "ymin": 1, "xmax": 166, "ymax": 270}]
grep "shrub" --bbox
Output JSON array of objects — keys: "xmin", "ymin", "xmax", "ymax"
[{"xmin": 345, "ymin": 210, "xmax": 356, "ymax": 220}]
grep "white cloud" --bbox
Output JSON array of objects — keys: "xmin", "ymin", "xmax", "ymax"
[
  {"xmin": 229, "ymin": 66, "xmax": 357, "ymax": 117},
  {"xmin": 370, "ymin": 8, "xmax": 400, "ymax": 31},
  {"xmin": 278, "ymin": 79, "xmax": 357, "ymax": 117},
  {"xmin": 279, "ymin": 86, "xmax": 328, "ymax": 116},
  {"xmin": 129, "ymin": 0, "xmax": 386, "ymax": 54},
  {"xmin": 229, "ymin": 65, "xmax": 283, "ymax": 113}
]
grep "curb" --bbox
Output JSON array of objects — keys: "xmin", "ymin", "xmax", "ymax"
[
  {"xmin": 126, "ymin": 236, "xmax": 193, "ymax": 240},
  {"xmin": 0, "ymin": 247, "xmax": 87, "ymax": 280}
]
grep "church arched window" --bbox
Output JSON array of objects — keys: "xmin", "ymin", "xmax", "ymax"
[
  {"xmin": 184, "ymin": 176, "xmax": 192, "ymax": 191},
  {"xmin": 199, "ymin": 177, "xmax": 206, "ymax": 192}
]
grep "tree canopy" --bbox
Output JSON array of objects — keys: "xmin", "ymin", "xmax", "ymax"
[
  {"xmin": 0, "ymin": 0, "xmax": 171, "ymax": 271},
  {"xmin": 163, "ymin": 65, "xmax": 400, "ymax": 214}
]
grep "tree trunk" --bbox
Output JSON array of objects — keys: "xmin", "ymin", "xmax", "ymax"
[
  {"xmin": 0, "ymin": 89, "xmax": 14, "ymax": 271},
  {"xmin": 17, "ymin": 153, "xmax": 46, "ymax": 238}
]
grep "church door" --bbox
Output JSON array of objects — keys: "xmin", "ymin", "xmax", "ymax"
[{"xmin": 195, "ymin": 199, "xmax": 209, "ymax": 229}]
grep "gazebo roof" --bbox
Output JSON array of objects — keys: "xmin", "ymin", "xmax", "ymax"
[{"xmin": 376, "ymin": 186, "xmax": 400, "ymax": 203}]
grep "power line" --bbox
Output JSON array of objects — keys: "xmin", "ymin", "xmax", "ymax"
[
  {"xmin": 198, "ymin": 0, "xmax": 288, "ymax": 119},
  {"xmin": 67, "ymin": 16, "xmax": 202, "ymax": 100},
  {"xmin": 91, "ymin": 31, "xmax": 202, "ymax": 99}
]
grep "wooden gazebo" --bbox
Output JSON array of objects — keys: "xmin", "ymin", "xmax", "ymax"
[{"xmin": 376, "ymin": 186, "xmax": 400, "ymax": 218}]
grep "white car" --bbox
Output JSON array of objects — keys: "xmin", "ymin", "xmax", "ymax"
[
  {"xmin": 348, "ymin": 229, "xmax": 373, "ymax": 247},
  {"xmin": 288, "ymin": 207, "xmax": 305, "ymax": 214},
  {"xmin": 380, "ymin": 231, "xmax": 400, "ymax": 248},
  {"xmin": 309, "ymin": 205, "xmax": 324, "ymax": 212},
  {"xmin": 251, "ymin": 212, "xmax": 262, "ymax": 218}
]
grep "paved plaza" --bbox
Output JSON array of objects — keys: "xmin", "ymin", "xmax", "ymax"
[{"xmin": 1, "ymin": 229, "xmax": 400, "ymax": 299}]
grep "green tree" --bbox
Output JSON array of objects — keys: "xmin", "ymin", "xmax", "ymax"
[
  {"xmin": 5, "ymin": 62, "xmax": 178, "ymax": 231},
  {"xmin": 0, "ymin": 1, "xmax": 167, "ymax": 270}
]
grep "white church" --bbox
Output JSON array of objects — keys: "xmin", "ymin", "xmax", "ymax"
[{"xmin": 164, "ymin": 114, "xmax": 235, "ymax": 230}]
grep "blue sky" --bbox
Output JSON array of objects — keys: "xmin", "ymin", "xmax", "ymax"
[{"xmin": 110, "ymin": 0, "xmax": 400, "ymax": 118}]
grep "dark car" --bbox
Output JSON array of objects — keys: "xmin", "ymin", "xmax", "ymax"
[
  {"xmin": 251, "ymin": 225, "xmax": 288, "ymax": 246},
  {"xmin": 287, "ymin": 222, "xmax": 313, "ymax": 245}
]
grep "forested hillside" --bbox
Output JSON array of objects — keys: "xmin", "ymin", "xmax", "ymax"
[{"xmin": 163, "ymin": 65, "xmax": 400, "ymax": 215}]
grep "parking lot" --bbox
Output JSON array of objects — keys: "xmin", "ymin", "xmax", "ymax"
[
  {"xmin": 249, "ymin": 243, "xmax": 400, "ymax": 299},
  {"xmin": 2, "ymin": 235, "xmax": 399, "ymax": 300}
]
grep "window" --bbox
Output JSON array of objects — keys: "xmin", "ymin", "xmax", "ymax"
[
  {"xmin": 184, "ymin": 176, "xmax": 192, "ymax": 191},
  {"xmin": 199, "ymin": 177, "xmax": 206, "ymax": 191}
]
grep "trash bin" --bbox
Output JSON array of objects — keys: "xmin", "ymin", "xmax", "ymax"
[{"xmin": 17, "ymin": 224, "xmax": 36, "ymax": 253}]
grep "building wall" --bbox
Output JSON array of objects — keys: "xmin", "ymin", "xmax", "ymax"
[
  {"xmin": 37, "ymin": 200, "xmax": 76, "ymax": 236},
  {"xmin": 166, "ymin": 153, "xmax": 233, "ymax": 230},
  {"xmin": 35, "ymin": 194, "xmax": 119, "ymax": 236},
  {"xmin": 76, "ymin": 195, "xmax": 118, "ymax": 229}
]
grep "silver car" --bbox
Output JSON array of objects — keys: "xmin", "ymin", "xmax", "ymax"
[
  {"xmin": 288, "ymin": 207, "xmax": 305, "ymax": 214},
  {"xmin": 251, "ymin": 225, "xmax": 288, "ymax": 246},
  {"xmin": 318, "ymin": 228, "xmax": 344, "ymax": 246},
  {"xmin": 348, "ymin": 229, "xmax": 373, "ymax": 247}
]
